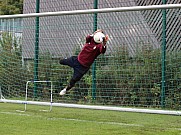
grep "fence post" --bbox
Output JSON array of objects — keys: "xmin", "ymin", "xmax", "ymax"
[
  {"xmin": 161, "ymin": 0, "xmax": 167, "ymax": 108},
  {"xmin": 92, "ymin": 0, "xmax": 98, "ymax": 100},
  {"xmin": 34, "ymin": 0, "xmax": 40, "ymax": 98}
]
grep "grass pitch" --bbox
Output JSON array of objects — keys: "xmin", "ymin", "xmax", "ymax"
[{"xmin": 0, "ymin": 103, "xmax": 181, "ymax": 135}]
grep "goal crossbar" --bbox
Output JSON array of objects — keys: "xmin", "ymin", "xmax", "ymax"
[{"xmin": 0, "ymin": 4, "xmax": 180, "ymax": 19}]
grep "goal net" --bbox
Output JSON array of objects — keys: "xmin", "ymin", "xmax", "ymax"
[{"xmin": 0, "ymin": 0, "xmax": 180, "ymax": 114}]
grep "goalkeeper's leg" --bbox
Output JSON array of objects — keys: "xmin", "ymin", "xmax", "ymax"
[
  {"xmin": 59, "ymin": 56, "xmax": 77, "ymax": 67},
  {"xmin": 60, "ymin": 65, "xmax": 89, "ymax": 96},
  {"xmin": 59, "ymin": 73, "xmax": 83, "ymax": 95}
]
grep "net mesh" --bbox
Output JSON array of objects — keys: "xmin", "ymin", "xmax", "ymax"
[{"xmin": 0, "ymin": 0, "xmax": 180, "ymax": 110}]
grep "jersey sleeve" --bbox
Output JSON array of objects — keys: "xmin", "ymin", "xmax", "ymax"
[{"xmin": 86, "ymin": 34, "xmax": 93, "ymax": 43}]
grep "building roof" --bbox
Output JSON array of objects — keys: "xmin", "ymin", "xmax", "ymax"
[{"xmin": 22, "ymin": 0, "xmax": 180, "ymax": 59}]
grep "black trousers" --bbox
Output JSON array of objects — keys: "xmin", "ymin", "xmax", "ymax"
[{"xmin": 59, "ymin": 56, "xmax": 90, "ymax": 90}]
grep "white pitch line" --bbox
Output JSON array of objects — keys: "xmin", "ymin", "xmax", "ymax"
[
  {"xmin": 0, "ymin": 111, "xmax": 141, "ymax": 127},
  {"xmin": 1, "ymin": 111, "xmax": 181, "ymax": 131},
  {"xmin": 47, "ymin": 117, "xmax": 142, "ymax": 127},
  {"xmin": 0, "ymin": 111, "xmax": 31, "ymax": 116}
]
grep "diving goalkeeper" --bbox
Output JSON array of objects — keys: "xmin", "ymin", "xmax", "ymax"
[{"xmin": 59, "ymin": 29, "xmax": 109, "ymax": 95}]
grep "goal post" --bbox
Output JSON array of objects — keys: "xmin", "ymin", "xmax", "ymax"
[
  {"xmin": 0, "ymin": 86, "xmax": 5, "ymax": 100},
  {"xmin": 0, "ymin": 2, "xmax": 180, "ymax": 115}
]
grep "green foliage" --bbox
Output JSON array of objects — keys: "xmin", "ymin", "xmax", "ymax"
[
  {"xmin": 26, "ymin": 43, "xmax": 179, "ymax": 109},
  {"xmin": 165, "ymin": 51, "xmax": 181, "ymax": 109},
  {"xmin": 95, "ymin": 44, "xmax": 180, "ymax": 109},
  {"xmin": 0, "ymin": 32, "xmax": 28, "ymax": 97},
  {"xmin": 0, "ymin": 35, "xmax": 180, "ymax": 109},
  {"xmin": 0, "ymin": 0, "xmax": 23, "ymax": 15},
  {"xmin": 25, "ymin": 52, "xmax": 72, "ymax": 100}
]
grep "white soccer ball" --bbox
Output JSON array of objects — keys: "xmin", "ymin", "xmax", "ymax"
[{"xmin": 93, "ymin": 32, "xmax": 105, "ymax": 43}]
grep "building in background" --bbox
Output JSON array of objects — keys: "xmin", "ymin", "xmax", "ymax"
[
  {"xmin": 1, "ymin": 0, "xmax": 179, "ymax": 59},
  {"xmin": 0, "ymin": 18, "xmax": 22, "ymax": 40}
]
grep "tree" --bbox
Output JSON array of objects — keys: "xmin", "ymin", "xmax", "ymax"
[{"xmin": 0, "ymin": 0, "xmax": 23, "ymax": 15}]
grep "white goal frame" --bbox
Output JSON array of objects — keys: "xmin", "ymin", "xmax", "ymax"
[
  {"xmin": 0, "ymin": 4, "xmax": 181, "ymax": 115},
  {"xmin": 23, "ymin": 81, "xmax": 53, "ymax": 112},
  {"xmin": 0, "ymin": 86, "xmax": 5, "ymax": 100},
  {"xmin": 0, "ymin": 81, "xmax": 53, "ymax": 112}
]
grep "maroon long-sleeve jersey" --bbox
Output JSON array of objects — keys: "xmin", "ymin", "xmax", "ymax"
[{"xmin": 78, "ymin": 34, "xmax": 107, "ymax": 67}]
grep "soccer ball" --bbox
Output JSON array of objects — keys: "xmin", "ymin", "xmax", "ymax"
[{"xmin": 93, "ymin": 32, "xmax": 105, "ymax": 43}]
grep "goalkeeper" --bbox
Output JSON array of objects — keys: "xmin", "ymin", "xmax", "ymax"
[{"xmin": 59, "ymin": 29, "xmax": 109, "ymax": 95}]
